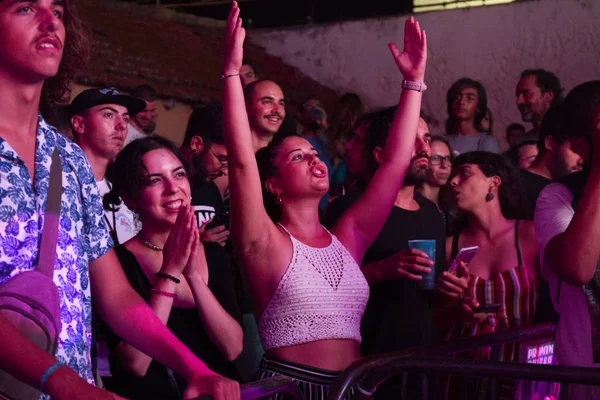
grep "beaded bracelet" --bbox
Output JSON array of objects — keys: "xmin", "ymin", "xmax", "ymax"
[
  {"xmin": 40, "ymin": 361, "xmax": 65, "ymax": 391},
  {"xmin": 154, "ymin": 272, "xmax": 181, "ymax": 284},
  {"xmin": 151, "ymin": 289, "xmax": 176, "ymax": 299}
]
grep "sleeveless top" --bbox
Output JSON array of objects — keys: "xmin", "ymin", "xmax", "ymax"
[
  {"xmin": 103, "ymin": 245, "xmax": 241, "ymax": 400},
  {"xmin": 446, "ymin": 220, "xmax": 537, "ymax": 362},
  {"xmin": 258, "ymin": 224, "xmax": 370, "ymax": 351}
]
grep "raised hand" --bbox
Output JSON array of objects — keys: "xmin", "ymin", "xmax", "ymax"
[
  {"xmin": 388, "ymin": 16, "xmax": 427, "ymax": 82},
  {"xmin": 161, "ymin": 205, "xmax": 197, "ymax": 276},
  {"xmin": 224, "ymin": 1, "xmax": 246, "ymax": 76}
]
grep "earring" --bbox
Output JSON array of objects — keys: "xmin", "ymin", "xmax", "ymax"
[
  {"xmin": 276, "ymin": 193, "xmax": 283, "ymax": 206},
  {"xmin": 485, "ymin": 191, "xmax": 494, "ymax": 202}
]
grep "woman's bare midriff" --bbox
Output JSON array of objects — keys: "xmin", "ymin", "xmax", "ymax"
[{"xmin": 267, "ymin": 339, "xmax": 361, "ymax": 371}]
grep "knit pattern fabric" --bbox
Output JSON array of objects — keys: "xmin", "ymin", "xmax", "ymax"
[{"xmin": 259, "ymin": 226, "xmax": 369, "ymax": 351}]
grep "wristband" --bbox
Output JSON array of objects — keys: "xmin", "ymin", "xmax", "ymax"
[
  {"xmin": 401, "ymin": 79, "xmax": 427, "ymax": 92},
  {"xmin": 151, "ymin": 289, "xmax": 176, "ymax": 299},
  {"xmin": 40, "ymin": 361, "xmax": 65, "ymax": 391},
  {"xmin": 155, "ymin": 272, "xmax": 181, "ymax": 284},
  {"xmin": 221, "ymin": 73, "xmax": 240, "ymax": 80}
]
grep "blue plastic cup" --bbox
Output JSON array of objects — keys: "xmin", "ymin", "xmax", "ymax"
[{"xmin": 407, "ymin": 239, "xmax": 436, "ymax": 290}]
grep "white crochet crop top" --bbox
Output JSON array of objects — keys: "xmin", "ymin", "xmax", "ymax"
[{"xmin": 258, "ymin": 224, "xmax": 370, "ymax": 351}]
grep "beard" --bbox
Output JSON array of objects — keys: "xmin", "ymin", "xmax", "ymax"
[
  {"xmin": 403, "ymin": 153, "xmax": 429, "ymax": 186},
  {"xmin": 141, "ymin": 121, "xmax": 157, "ymax": 134}
]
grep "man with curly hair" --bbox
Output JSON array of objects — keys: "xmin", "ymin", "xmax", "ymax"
[{"xmin": 0, "ymin": 1, "xmax": 239, "ymax": 399}]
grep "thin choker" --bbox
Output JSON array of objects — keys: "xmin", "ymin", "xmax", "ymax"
[{"xmin": 140, "ymin": 238, "xmax": 163, "ymax": 252}]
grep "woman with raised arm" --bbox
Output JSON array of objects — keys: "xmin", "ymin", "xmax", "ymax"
[{"xmin": 222, "ymin": 2, "xmax": 426, "ymax": 397}]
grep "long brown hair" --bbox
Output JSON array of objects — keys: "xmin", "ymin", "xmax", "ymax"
[{"xmin": 40, "ymin": 0, "xmax": 90, "ymax": 114}]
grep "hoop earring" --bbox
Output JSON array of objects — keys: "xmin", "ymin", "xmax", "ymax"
[{"xmin": 485, "ymin": 191, "xmax": 494, "ymax": 202}]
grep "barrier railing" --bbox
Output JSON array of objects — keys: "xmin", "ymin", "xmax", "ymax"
[
  {"xmin": 348, "ymin": 357, "xmax": 600, "ymax": 399},
  {"xmin": 329, "ymin": 323, "xmax": 558, "ymax": 400},
  {"xmin": 193, "ymin": 376, "xmax": 303, "ymax": 400},
  {"xmin": 240, "ymin": 375, "xmax": 303, "ymax": 399}
]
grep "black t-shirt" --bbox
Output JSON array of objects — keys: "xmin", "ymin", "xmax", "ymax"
[
  {"xmin": 104, "ymin": 245, "xmax": 241, "ymax": 400},
  {"xmin": 191, "ymin": 181, "xmax": 227, "ymax": 229},
  {"xmin": 324, "ymin": 192, "xmax": 446, "ymax": 356},
  {"xmin": 521, "ymin": 169, "xmax": 553, "ymax": 219}
]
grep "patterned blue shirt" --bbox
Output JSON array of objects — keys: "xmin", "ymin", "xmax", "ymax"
[{"xmin": 0, "ymin": 114, "xmax": 113, "ymax": 388}]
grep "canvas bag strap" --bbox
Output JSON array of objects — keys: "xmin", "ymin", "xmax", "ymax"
[{"xmin": 36, "ymin": 148, "xmax": 62, "ymax": 277}]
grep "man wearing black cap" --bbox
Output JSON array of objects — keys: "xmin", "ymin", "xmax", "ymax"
[
  {"xmin": 70, "ymin": 88, "xmax": 144, "ymax": 246},
  {"xmin": 70, "ymin": 88, "xmax": 145, "ymax": 388}
]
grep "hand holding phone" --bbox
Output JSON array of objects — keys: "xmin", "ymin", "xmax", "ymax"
[
  {"xmin": 474, "ymin": 303, "xmax": 502, "ymax": 313},
  {"xmin": 461, "ymin": 297, "xmax": 501, "ymax": 325},
  {"xmin": 449, "ymin": 246, "xmax": 479, "ymax": 273}
]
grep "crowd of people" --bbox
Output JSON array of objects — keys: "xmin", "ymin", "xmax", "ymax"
[{"xmin": 1, "ymin": 1, "xmax": 600, "ymax": 400}]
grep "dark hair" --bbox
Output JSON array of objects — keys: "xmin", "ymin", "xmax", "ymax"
[
  {"xmin": 363, "ymin": 106, "xmax": 399, "ymax": 176},
  {"xmin": 506, "ymin": 123, "xmax": 526, "ymax": 136},
  {"xmin": 521, "ymin": 69, "xmax": 564, "ymax": 106},
  {"xmin": 445, "ymin": 78, "xmax": 488, "ymax": 134},
  {"xmin": 182, "ymin": 102, "xmax": 224, "ymax": 147},
  {"xmin": 104, "ymin": 136, "xmax": 192, "ymax": 212},
  {"xmin": 243, "ymin": 79, "xmax": 275, "ymax": 103},
  {"xmin": 505, "ymin": 140, "xmax": 538, "ymax": 168},
  {"xmin": 560, "ymin": 81, "xmax": 600, "ymax": 146},
  {"xmin": 131, "ymin": 85, "xmax": 157, "ymax": 103},
  {"xmin": 255, "ymin": 133, "xmax": 304, "ymax": 222},
  {"xmin": 430, "ymin": 135, "xmax": 456, "ymax": 164},
  {"xmin": 242, "ymin": 58, "xmax": 257, "ymax": 75},
  {"xmin": 39, "ymin": 0, "xmax": 89, "ymax": 115},
  {"xmin": 452, "ymin": 151, "xmax": 526, "ymax": 220},
  {"xmin": 328, "ymin": 93, "xmax": 367, "ymax": 153},
  {"xmin": 538, "ymin": 102, "xmax": 568, "ymax": 151},
  {"xmin": 483, "ymin": 108, "xmax": 493, "ymax": 136}
]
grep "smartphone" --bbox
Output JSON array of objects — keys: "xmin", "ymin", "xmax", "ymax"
[
  {"xmin": 474, "ymin": 303, "xmax": 502, "ymax": 313},
  {"xmin": 448, "ymin": 246, "xmax": 479, "ymax": 273},
  {"xmin": 206, "ymin": 211, "xmax": 230, "ymax": 230}
]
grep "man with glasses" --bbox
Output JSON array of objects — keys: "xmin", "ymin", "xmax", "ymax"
[
  {"xmin": 181, "ymin": 103, "xmax": 230, "ymax": 246},
  {"xmin": 417, "ymin": 136, "xmax": 457, "ymax": 234}
]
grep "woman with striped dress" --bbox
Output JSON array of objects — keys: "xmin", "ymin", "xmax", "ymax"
[{"xmin": 436, "ymin": 152, "xmax": 540, "ymax": 399}]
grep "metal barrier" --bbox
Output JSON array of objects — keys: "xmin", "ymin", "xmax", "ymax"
[
  {"xmin": 192, "ymin": 376, "xmax": 303, "ymax": 400},
  {"xmin": 350, "ymin": 357, "xmax": 600, "ymax": 398},
  {"xmin": 329, "ymin": 323, "xmax": 559, "ymax": 400},
  {"xmin": 240, "ymin": 376, "xmax": 303, "ymax": 399}
]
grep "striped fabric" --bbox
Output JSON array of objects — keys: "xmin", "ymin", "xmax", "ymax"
[
  {"xmin": 446, "ymin": 265, "xmax": 537, "ymax": 362},
  {"xmin": 253, "ymin": 356, "xmax": 355, "ymax": 400},
  {"xmin": 445, "ymin": 265, "xmax": 537, "ymax": 399}
]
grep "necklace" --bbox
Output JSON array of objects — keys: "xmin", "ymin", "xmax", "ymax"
[{"xmin": 140, "ymin": 238, "xmax": 163, "ymax": 252}]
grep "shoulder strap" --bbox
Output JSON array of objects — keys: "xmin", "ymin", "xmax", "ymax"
[
  {"xmin": 37, "ymin": 148, "xmax": 62, "ymax": 277},
  {"xmin": 515, "ymin": 220, "xmax": 523, "ymax": 266},
  {"xmin": 277, "ymin": 222, "xmax": 292, "ymax": 236},
  {"xmin": 450, "ymin": 231, "xmax": 460, "ymax": 260}
]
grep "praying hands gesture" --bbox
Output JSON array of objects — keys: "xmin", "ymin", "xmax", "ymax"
[
  {"xmin": 160, "ymin": 205, "xmax": 198, "ymax": 278},
  {"xmin": 388, "ymin": 16, "xmax": 427, "ymax": 82}
]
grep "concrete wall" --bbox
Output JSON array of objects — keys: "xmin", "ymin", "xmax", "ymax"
[{"xmin": 248, "ymin": 0, "xmax": 600, "ymax": 149}]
